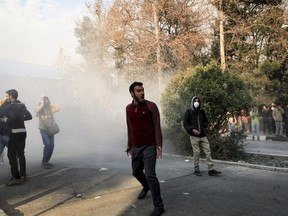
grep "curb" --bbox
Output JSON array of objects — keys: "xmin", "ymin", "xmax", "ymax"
[{"xmin": 163, "ymin": 153, "xmax": 288, "ymax": 173}]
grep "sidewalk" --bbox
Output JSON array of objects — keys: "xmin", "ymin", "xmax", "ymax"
[
  {"xmin": 244, "ymin": 134, "xmax": 288, "ymax": 157},
  {"xmin": 0, "ymin": 153, "xmax": 288, "ymax": 216}
]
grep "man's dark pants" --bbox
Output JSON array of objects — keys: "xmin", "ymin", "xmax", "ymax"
[
  {"xmin": 132, "ymin": 145, "xmax": 163, "ymax": 209},
  {"xmin": 8, "ymin": 132, "xmax": 27, "ymax": 178}
]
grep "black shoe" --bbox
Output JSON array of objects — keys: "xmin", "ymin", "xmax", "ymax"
[
  {"xmin": 137, "ymin": 188, "xmax": 149, "ymax": 200},
  {"xmin": 21, "ymin": 176, "xmax": 27, "ymax": 182},
  {"xmin": 208, "ymin": 169, "xmax": 221, "ymax": 176},
  {"xmin": 150, "ymin": 207, "xmax": 164, "ymax": 216},
  {"xmin": 194, "ymin": 171, "xmax": 202, "ymax": 176}
]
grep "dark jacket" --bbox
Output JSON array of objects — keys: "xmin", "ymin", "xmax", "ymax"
[
  {"xmin": 183, "ymin": 96, "xmax": 208, "ymax": 137},
  {"xmin": 6, "ymin": 100, "xmax": 32, "ymax": 133},
  {"xmin": 0, "ymin": 100, "xmax": 11, "ymax": 135}
]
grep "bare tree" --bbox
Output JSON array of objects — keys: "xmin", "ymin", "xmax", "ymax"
[{"xmin": 105, "ymin": 0, "xmax": 211, "ymax": 83}]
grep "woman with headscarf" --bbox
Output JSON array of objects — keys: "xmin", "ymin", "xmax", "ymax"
[{"xmin": 36, "ymin": 96, "xmax": 60, "ymax": 169}]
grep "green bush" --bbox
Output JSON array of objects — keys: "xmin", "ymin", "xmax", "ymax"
[
  {"xmin": 161, "ymin": 62, "xmax": 252, "ymax": 158},
  {"xmin": 209, "ymin": 132, "xmax": 247, "ymax": 161}
]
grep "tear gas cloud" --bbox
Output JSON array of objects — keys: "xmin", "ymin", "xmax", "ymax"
[
  {"xmin": 0, "ymin": 73, "xmax": 163, "ymax": 166},
  {"xmin": 0, "ymin": 0, "xmax": 165, "ymax": 166}
]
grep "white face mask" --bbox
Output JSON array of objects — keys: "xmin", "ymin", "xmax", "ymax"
[{"xmin": 194, "ymin": 101, "xmax": 199, "ymax": 108}]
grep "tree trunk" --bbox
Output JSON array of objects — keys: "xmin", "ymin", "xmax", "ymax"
[
  {"xmin": 219, "ymin": 0, "xmax": 226, "ymax": 71},
  {"xmin": 152, "ymin": 0, "xmax": 162, "ymax": 96}
]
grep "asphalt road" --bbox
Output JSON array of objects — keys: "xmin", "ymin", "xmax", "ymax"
[{"xmin": 1, "ymin": 147, "xmax": 288, "ymax": 216}]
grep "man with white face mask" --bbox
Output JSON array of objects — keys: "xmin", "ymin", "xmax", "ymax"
[{"xmin": 183, "ymin": 96, "xmax": 221, "ymax": 176}]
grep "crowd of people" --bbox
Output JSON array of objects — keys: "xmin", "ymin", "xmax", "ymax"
[
  {"xmin": 0, "ymin": 89, "xmax": 60, "ymax": 186},
  {"xmin": 228, "ymin": 102, "xmax": 288, "ymax": 139},
  {"xmin": 1, "ymin": 84, "xmax": 286, "ymax": 216}
]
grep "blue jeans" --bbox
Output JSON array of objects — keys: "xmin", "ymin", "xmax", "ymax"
[
  {"xmin": 0, "ymin": 134, "xmax": 9, "ymax": 153},
  {"xmin": 251, "ymin": 122, "xmax": 260, "ymax": 138},
  {"xmin": 40, "ymin": 130, "xmax": 54, "ymax": 164},
  {"xmin": 0, "ymin": 134, "xmax": 9, "ymax": 162}
]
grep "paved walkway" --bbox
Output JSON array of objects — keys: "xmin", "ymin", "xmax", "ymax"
[{"xmin": 244, "ymin": 134, "xmax": 288, "ymax": 157}]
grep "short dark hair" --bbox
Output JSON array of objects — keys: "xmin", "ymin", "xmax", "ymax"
[
  {"xmin": 6, "ymin": 89, "xmax": 18, "ymax": 99},
  {"xmin": 129, "ymin": 82, "xmax": 143, "ymax": 93}
]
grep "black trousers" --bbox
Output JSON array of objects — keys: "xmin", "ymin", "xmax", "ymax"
[
  {"xmin": 8, "ymin": 132, "xmax": 27, "ymax": 178},
  {"xmin": 131, "ymin": 145, "xmax": 163, "ymax": 208}
]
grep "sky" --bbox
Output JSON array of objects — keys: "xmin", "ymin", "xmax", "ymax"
[{"xmin": 0, "ymin": 0, "xmax": 101, "ymax": 67}]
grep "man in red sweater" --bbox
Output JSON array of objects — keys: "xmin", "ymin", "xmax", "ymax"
[{"xmin": 126, "ymin": 82, "xmax": 164, "ymax": 216}]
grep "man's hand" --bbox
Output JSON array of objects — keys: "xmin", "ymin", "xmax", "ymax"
[
  {"xmin": 125, "ymin": 146, "xmax": 132, "ymax": 156},
  {"xmin": 0, "ymin": 117, "xmax": 7, "ymax": 123},
  {"xmin": 192, "ymin": 129, "xmax": 200, "ymax": 135},
  {"xmin": 157, "ymin": 146, "xmax": 162, "ymax": 159}
]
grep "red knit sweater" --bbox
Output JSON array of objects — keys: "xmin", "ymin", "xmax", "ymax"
[{"xmin": 126, "ymin": 100, "xmax": 163, "ymax": 148}]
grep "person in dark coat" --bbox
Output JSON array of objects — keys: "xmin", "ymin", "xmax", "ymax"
[
  {"xmin": 183, "ymin": 96, "xmax": 221, "ymax": 177},
  {"xmin": 0, "ymin": 89, "xmax": 32, "ymax": 186}
]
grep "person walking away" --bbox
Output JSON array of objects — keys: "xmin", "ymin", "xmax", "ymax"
[
  {"xmin": 250, "ymin": 106, "xmax": 260, "ymax": 141},
  {"xmin": 0, "ymin": 98, "xmax": 11, "ymax": 165},
  {"xmin": 125, "ymin": 82, "xmax": 164, "ymax": 216},
  {"xmin": 183, "ymin": 96, "xmax": 221, "ymax": 177},
  {"xmin": 35, "ymin": 96, "xmax": 60, "ymax": 169},
  {"xmin": 272, "ymin": 102, "xmax": 284, "ymax": 137},
  {"xmin": 1, "ymin": 89, "xmax": 32, "ymax": 186}
]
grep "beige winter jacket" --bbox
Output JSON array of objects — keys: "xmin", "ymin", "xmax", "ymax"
[
  {"xmin": 36, "ymin": 103, "xmax": 60, "ymax": 130},
  {"xmin": 272, "ymin": 106, "xmax": 284, "ymax": 122}
]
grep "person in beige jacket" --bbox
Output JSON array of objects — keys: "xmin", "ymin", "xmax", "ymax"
[
  {"xmin": 272, "ymin": 102, "xmax": 284, "ymax": 136},
  {"xmin": 35, "ymin": 96, "xmax": 60, "ymax": 169}
]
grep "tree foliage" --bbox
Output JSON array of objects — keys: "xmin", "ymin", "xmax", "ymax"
[
  {"xmin": 73, "ymin": 0, "xmax": 288, "ymax": 105},
  {"xmin": 75, "ymin": 0, "xmax": 212, "ymax": 83},
  {"xmin": 211, "ymin": 0, "xmax": 288, "ymax": 103},
  {"xmin": 74, "ymin": 0, "xmax": 108, "ymax": 76},
  {"xmin": 259, "ymin": 59, "xmax": 288, "ymax": 103}
]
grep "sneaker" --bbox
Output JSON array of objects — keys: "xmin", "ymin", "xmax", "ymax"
[
  {"xmin": 282, "ymin": 24, "xmax": 288, "ymax": 29},
  {"xmin": 5, "ymin": 177, "xmax": 22, "ymax": 186},
  {"xmin": 150, "ymin": 207, "xmax": 165, "ymax": 216},
  {"xmin": 41, "ymin": 163, "xmax": 53, "ymax": 169},
  {"xmin": 194, "ymin": 171, "xmax": 202, "ymax": 176},
  {"xmin": 208, "ymin": 169, "xmax": 221, "ymax": 176},
  {"xmin": 21, "ymin": 176, "xmax": 27, "ymax": 182},
  {"xmin": 137, "ymin": 188, "xmax": 149, "ymax": 200}
]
